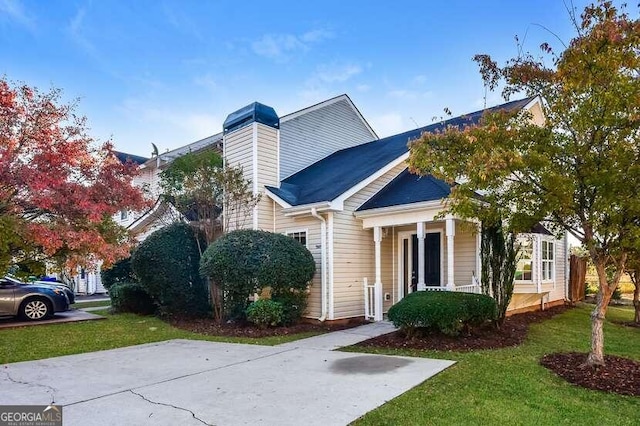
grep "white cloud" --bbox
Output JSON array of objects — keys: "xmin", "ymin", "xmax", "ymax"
[
  {"xmin": 118, "ymin": 98, "xmax": 221, "ymax": 149},
  {"xmin": 67, "ymin": 6, "xmax": 100, "ymax": 59},
  {"xmin": 251, "ymin": 28, "xmax": 333, "ymax": 61},
  {"xmin": 356, "ymin": 84, "xmax": 371, "ymax": 92},
  {"xmin": 315, "ymin": 63, "xmax": 362, "ymax": 83},
  {"xmin": 300, "ymin": 28, "xmax": 333, "ymax": 43},
  {"xmin": 0, "ymin": 0, "xmax": 35, "ymax": 31}
]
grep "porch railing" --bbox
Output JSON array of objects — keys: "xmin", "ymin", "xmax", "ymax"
[{"xmin": 363, "ymin": 278, "xmax": 376, "ymax": 321}]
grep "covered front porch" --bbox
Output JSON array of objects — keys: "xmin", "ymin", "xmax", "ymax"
[{"xmin": 356, "ymin": 204, "xmax": 482, "ymax": 321}]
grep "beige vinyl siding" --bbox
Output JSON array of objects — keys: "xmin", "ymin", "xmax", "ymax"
[
  {"xmin": 255, "ymin": 125, "xmax": 278, "ymax": 230},
  {"xmin": 273, "ymin": 206, "xmax": 323, "ymax": 318},
  {"xmin": 452, "ymin": 228, "xmax": 477, "ymax": 286},
  {"xmin": 223, "ymin": 124, "xmax": 254, "ymax": 231},
  {"xmin": 279, "ymin": 98, "xmax": 376, "ymax": 180},
  {"xmin": 332, "ymin": 163, "xmax": 407, "ymax": 319}
]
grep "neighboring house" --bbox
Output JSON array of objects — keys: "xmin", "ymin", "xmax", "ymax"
[{"xmin": 222, "ymin": 94, "xmax": 568, "ymax": 321}]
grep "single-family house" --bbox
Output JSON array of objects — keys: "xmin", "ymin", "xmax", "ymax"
[{"xmin": 221, "ymin": 94, "xmax": 568, "ymax": 321}]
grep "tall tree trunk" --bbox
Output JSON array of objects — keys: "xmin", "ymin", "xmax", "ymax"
[
  {"xmin": 633, "ymin": 277, "xmax": 640, "ymax": 324},
  {"xmin": 587, "ymin": 283, "xmax": 612, "ymax": 366},
  {"xmin": 586, "ymin": 255, "xmax": 625, "ymax": 367}
]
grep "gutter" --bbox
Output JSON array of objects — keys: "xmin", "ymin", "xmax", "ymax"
[{"xmin": 311, "ymin": 208, "xmax": 328, "ymax": 322}]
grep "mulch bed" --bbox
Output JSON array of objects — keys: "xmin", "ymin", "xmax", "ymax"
[
  {"xmin": 540, "ymin": 352, "xmax": 640, "ymax": 397},
  {"xmin": 355, "ymin": 305, "xmax": 569, "ymax": 352},
  {"xmin": 168, "ymin": 316, "xmax": 368, "ymax": 338}
]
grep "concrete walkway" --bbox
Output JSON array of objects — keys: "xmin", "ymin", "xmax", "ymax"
[{"xmin": 0, "ymin": 322, "xmax": 454, "ymax": 426}]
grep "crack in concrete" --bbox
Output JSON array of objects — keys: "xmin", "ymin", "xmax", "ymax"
[
  {"xmin": 2, "ymin": 370, "xmax": 57, "ymax": 403},
  {"xmin": 129, "ymin": 390, "xmax": 214, "ymax": 426}
]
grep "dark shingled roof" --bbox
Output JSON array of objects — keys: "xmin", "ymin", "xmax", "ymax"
[
  {"xmin": 356, "ymin": 169, "xmax": 451, "ymax": 211},
  {"xmin": 113, "ymin": 151, "xmax": 149, "ymax": 165},
  {"xmin": 267, "ymin": 96, "xmax": 535, "ymax": 207}
]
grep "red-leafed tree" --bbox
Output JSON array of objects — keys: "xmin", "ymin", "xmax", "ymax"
[{"xmin": 0, "ymin": 78, "xmax": 150, "ymax": 275}]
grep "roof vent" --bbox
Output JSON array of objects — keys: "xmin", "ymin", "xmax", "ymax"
[{"xmin": 223, "ymin": 102, "xmax": 279, "ymax": 134}]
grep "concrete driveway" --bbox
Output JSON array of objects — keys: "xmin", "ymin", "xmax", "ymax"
[
  {"xmin": 0, "ymin": 309, "xmax": 104, "ymax": 329},
  {"xmin": 0, "ymin": 324, "xmax": 454, "ymax": 426}
]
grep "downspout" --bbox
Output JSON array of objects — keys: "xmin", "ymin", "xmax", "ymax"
[{"xmin": 311, "ymin": 208, "xmax": 327, "ymax": 322}]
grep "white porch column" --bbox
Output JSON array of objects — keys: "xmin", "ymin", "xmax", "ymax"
[
  {"xmin": 446, "ymin": 216, "xmax": 455, "ymax": 290},
  {"xmin": 417, "ymin": 222, "xmax": 426, "ymax": 291},
  {"xmin": 475, "ymin": 221, "xmax": 482, "ymax": 287},
  {"xmin": 373, "ymin": 226, "xmax": 383, "ymax": 321}
]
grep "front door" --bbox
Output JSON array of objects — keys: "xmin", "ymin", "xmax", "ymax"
[{"xmin": 403, "ymin": 232, "xmax": 441, "ymax": 294}]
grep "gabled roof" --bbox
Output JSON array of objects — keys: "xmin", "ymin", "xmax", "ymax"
[
  {"xmin": 280, "ymin": 93, "xmax": 377, "ymax": 139},
  {"xmin": 267, "ymin": 96, "xmax": 535, "ymax": 207},
  {"xmin": 113, "ymin": 151, "xmax": 149, "ymax": 165},
  {"xmin": 356, "ymin": 169, "xmax": 451, "ymax": 211},
  {"xmin": 141, "ymin": 133, "xmax": 223, "ymax": 169}
]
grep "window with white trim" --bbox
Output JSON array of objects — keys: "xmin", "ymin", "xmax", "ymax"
[
  {"xmin": 541, "ymin": 240, "xmax": 555, "ymax": 281},
  {"xmin": 120, "ymin": 210, "xmax": 128, "ymax": 221},
  {"xmin": 515, "ymin": 238, "xmax": 533, "ymax": 281},
  {"xmin": 287, "ymin": 231, "xmax": 307, "ymax": 247}
]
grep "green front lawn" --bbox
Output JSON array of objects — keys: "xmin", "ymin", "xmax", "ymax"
[
  {"xmin": 0, "ymin": 310, "xmax": 319, "ymax": 364},
  {"xmin": 349, "ymin": 305, "xmax": 640, "ymax": 426}
]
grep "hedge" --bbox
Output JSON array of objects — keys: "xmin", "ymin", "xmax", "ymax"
[
  {"xmin": 200, "ymin": 229, "xmax": 315, "ymax": 322},
  {"xmin": 101, "ymin": 255, "xmax": 136, "ymax": 290},
  {"xmin": 387, "ymin": 291, "xmax": 497, "ymax": 336},
  {"xmin": 132, "ymin": 222, "xmax": 210, "ymax": 317},
  {"xmin": 109, "ymin": 282, "xmax": 156, "ymax": 315}
]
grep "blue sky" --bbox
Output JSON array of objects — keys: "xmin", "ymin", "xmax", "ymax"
[{"xmin": 1, "ymin": 0, "xmax": 592, "ymax": 157}]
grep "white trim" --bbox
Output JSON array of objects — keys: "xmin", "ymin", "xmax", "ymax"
[
  {"xmin": 396, "ymin": 227, "xmax": 445, "ymax": 299},
  {"xmin": 276, "ymin": 127, "xmax": 281, "ymax": 186},
  {"xmin": 264, "ymin": 188, "xmax": 293, "ymax": 209},
  {"xmin": 327, "ymin": 212, "xmax": 334, "ymax": 320},
  {"xmin": 284, "ymin": 228, "xmax": 309, "ymax": 249},
  {"xmin": 417, "ymin": 222, "xmax": 425, "ymax": 291},
  {"xmin": 446, "ymin": 216, "xmax": 455, "ymax": 290},
  {"xmin": 397, "ymin": 231, "xmax": 413, "ymax": 300},
  {"xmin": 359, "ymin": 205, "xmax": 448, "ymax": 229},
  {"xmin": 252, "ymin": 123, "xmax": 258, "ymax": 230},
  {"xmin": 283, "ymin": 201, "xmax": 333, "ymax": 216},
  {"xmin": 333, "ymin": 152, "xmax": 409, "ymax": 209},
  {"xmin": 354, "ymin": 199, "xmax": 444, "ymax": 219}
]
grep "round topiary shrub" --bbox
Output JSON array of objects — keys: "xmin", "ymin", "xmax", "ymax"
[
  {"xmin": 109, "ymin": 282, "xmax": 156, "ymax": 315},
  {"xmin": 246, "ymin": 299, "xmax": 284, "ymax": 328},
  {"xmin": 132, "ymin": 222, "xmax": 210, "ymax": 317},
  {"xmin": 101, "ymin": 254, "xmax": 136, "ymax": 290},
  {"xmin": 388, "ymin": 291, "xmax": 497, "ymax": 337},
  {"xmin": 200, "ymin": 229, "xmax": 315, "ymax": 322}
]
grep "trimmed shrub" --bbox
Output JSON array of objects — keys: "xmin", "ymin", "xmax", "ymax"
[
  {"xmin": 388, "ymin": 291, "xmax": 497, "ymax": 337},
  {"xmin": 272, "ymin": 290, "xmax": 308, "ymax": 326},
  {"xmin": 109, "ymin": 282, "xmax": 156, "ymax": 315},
  {"xmin": 246, "ymin": 299, "xmax": 284, "ymax": 328},
  {"xmin": 101, "ymin": 255, "xmax": 136, "ymax": 290},
  {"xmin": 132, "ymin": 222, "xmax": 210, "ymax": 317},
  {"xmin": 200, "ymin": 230, "xmax": 315, "ymax": 322}
]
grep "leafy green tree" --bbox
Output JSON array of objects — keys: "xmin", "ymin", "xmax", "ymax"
[
  {"xmin": 159, "ymin": 150, "xmax": 224, "ymax": 245},
  {"xmin": 480, "ymin": 223, "xmax": 517, "ymax": 325},
  {"xmin": 409, "ymin": 1, "xmax": 640, "ymax": 366},
  {"xmin": 159, "ymin": 150, "xmax": 261, "ymax": 319}
]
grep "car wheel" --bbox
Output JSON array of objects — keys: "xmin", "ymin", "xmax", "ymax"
[{"xmin": 21, "ymin": 298, "xmax": 51, "ymax": 321}]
